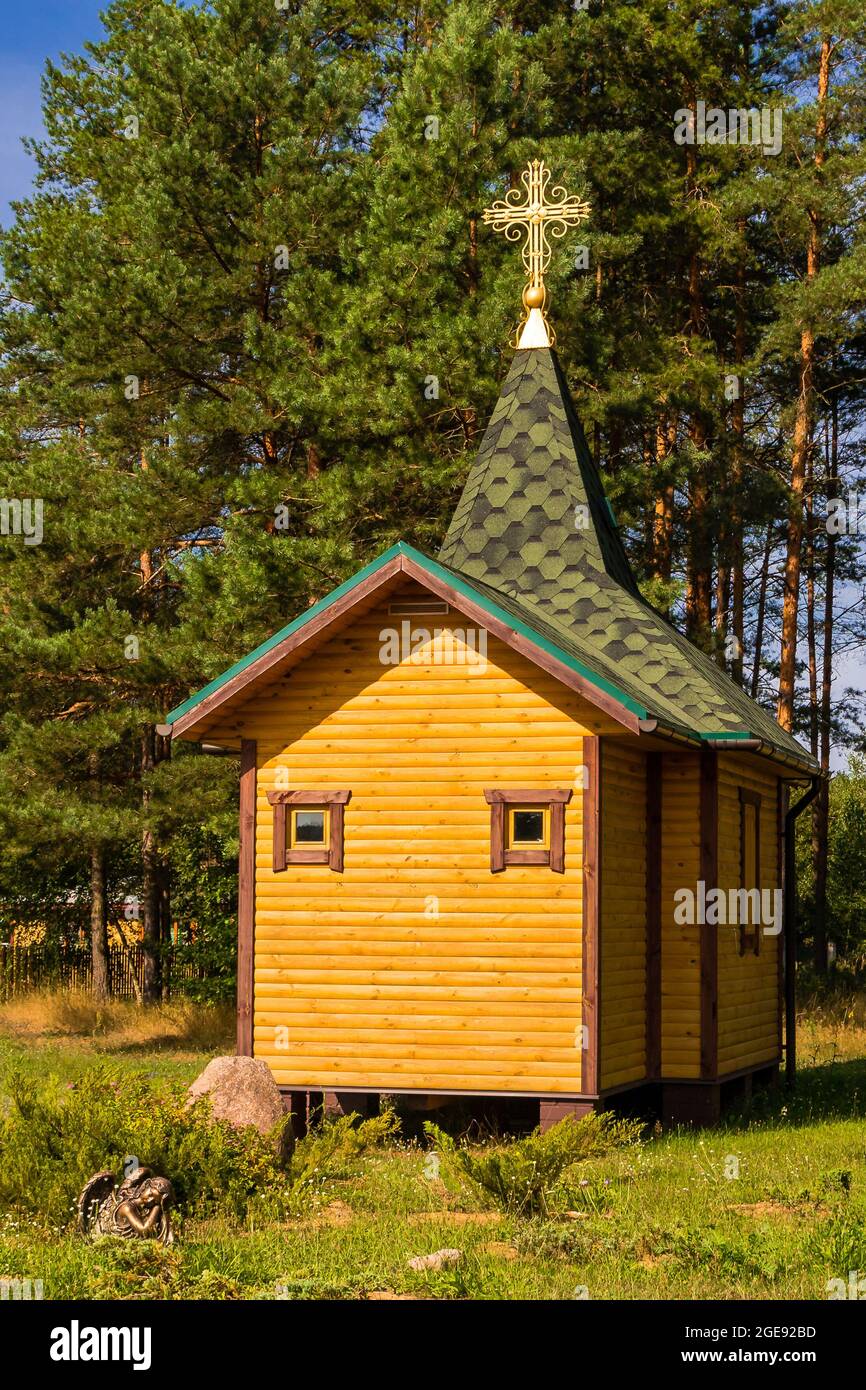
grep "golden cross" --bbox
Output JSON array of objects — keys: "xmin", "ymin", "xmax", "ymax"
[{"xmin": 482, "ymin": 159, "xmax": 591, "ymax": 347}]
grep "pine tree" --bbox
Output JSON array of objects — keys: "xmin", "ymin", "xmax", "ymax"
[{"xmin": 3, "ymin": 0, "xmax": 866, "ymax": 992}]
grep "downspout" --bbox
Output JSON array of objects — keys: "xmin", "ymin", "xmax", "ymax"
[{"xmin": 783, "ymin": 776, "xmax": 821, "ymax": 1085}]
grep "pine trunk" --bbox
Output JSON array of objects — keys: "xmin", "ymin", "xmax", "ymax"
[
  {"xmin": 813, "ymin": 399, "xmax": 837, "ymax": 972},
  {"xmin": 140, "ymin": 726, "xmax": 162, "ymax": 1004},
  {"xmin": 686, "ymin": 416, "xmax": 713, "ymax": 642},
  {"xmin": 652, "ymin": 414, "xmax": 676, "ymax": 585},
  {"xmin": 714, "ymin": 560, "xmax": 730, "ymax": 669},
  {"xmin": 804, "ymin": 458, "xmax": 818, "ymax": 759},
  {"xmin": 684, "ymin": 173, "xmax": 712, "ymax": 643},
  {"xmin": 90, "ymin": 846, "xmax": 111, "ymax": 1003},
  {"xmin": 777, "ymin": 37, "xmax": 830, "ymax": 731},
  {"xmin": 751, "ymin": 521, "xmax": 774, "ymax": 700},
  {"xmin": 730, "ymin": 225, "xmax": 747, "ymax": 685}
]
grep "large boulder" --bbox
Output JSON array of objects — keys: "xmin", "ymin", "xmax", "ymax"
[{"xmin": 187, "ymin": 1056, "xmax": 291, "ymax": 1159}]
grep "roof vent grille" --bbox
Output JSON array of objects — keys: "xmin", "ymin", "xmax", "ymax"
[{"xmin": 388, "ymin": 598, "xmax": 450, "ymax": 616}]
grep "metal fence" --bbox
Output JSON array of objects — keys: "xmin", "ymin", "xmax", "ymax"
[{"xmin": 0, "ymin": 943, "xmax": 206, "ymax": 1002}]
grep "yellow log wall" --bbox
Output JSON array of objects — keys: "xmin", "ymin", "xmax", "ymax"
[
  {"xmin": 717, "ymin": 755, "xmax": 782, "ymax": 1074},
  {"xmin": 229, "ymin": 588, "xmax": 619, "ymax": 1094},
  {"xmin": 660, "ymin": 754, "xmax": 702, "ymax": 1077},
  {"xmin": 600, "ymin": 741, "xmax": 647, "ymax": 1089}
]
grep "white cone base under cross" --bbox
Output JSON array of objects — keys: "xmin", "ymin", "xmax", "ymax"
[{"xmin": 517, "ymin": 307, "xmax": 552, "ymax": 349}]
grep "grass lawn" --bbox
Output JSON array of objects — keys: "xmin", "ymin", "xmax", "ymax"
[{"xmin": 1, "ymin": 990, "xmax": 865, "ymax": 1300}]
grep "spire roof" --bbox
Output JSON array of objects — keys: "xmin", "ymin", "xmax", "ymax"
[
  {"xmin": 438, "ymin": 344, "xmax": 816, "ymax": 771},
  {"xmin": 440, "ymin": 347, "xmax": 640, "ymax": 601}
]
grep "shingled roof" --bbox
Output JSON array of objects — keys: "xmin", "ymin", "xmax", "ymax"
[
  {"xmin": 438, "ymin": 345, "xmax": 815, "ymax": 771},
  {"xmin": 166, "ymin": 343, "xmax": 816, "ymax": 773},
  {"xmin": 441, "ymin": 348, "xmax": 640, "ymax": 600}
]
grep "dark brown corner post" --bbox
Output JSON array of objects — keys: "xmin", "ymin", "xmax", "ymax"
[
  {"xmin": 237, "ymin": 739, "xmax": 257, "ymax": 1057},
  {"xmin": 582, "ymin": 737, "xmax": 601, "ymax": 1098},
  {"xmin": 646, "ymin": 752, "xmax": 662, "ymax": 1081},
  {"xmin": 699, "ymin": 747, "xmax": 718, "ymax": 1081}
]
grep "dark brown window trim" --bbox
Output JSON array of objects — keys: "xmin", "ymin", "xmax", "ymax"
[
  {"xmin": 267, "ymin": 789, "xmax": 351, "ymax": 872},
  {"xmin": 483, "ymin": 788, "xmax": 573, "ymax": 873},
  {"xmin": 738, "ymin": 787, "xmax": 762, "ymax": 957}
]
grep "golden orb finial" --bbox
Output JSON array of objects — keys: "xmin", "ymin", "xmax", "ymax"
[{"xmin": 482, "ymin": 159, "xmax": 591, "ymax": 348}]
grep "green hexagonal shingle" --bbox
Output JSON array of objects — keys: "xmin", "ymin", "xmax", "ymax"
[{"xmin": 437, "ymin": 345, "xmax": 815, "ymax": 769}]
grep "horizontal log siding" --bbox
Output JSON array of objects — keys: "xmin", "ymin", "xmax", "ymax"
[
  {"xmin": 234, "ymin": 586, "xmax": 620, "ymax": 1094},
  {"xmin": 716, "ymin": 755, "xmax": 782, "ymax": 1074},
  {"xmin": 600, "ymin": 741, "xmax": 647, "ymax": 1088},
  {"xmin": 661, "ymin": 754, "xmax": 702, "ymax": 1077}
]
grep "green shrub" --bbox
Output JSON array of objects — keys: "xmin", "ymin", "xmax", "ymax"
[
  {"xmin": 671, "ymin": 1227, "xmax": 786, "ymax": 1282},
  {"xmin": 287, "ymin": 1111, "xmax": 398, "ymax": 1192},
  {"xmin": 86, "ymin": 1242, "xmax": 246, "ymax": 1300},
  {"xmin": 0, "ymin": 1066, "xmax": 398, "ymax": 1227},
  {"xmin": 425, "ymin": 1112, "xmax": 643, "ymax": 1218},
  {"xmin": 807, "ymin": 1213, "xmax": 866, "ymax": 1274},
  {"xmin": 514, "ymin": 1220, "xmax": 595, "ymax": 1262}
]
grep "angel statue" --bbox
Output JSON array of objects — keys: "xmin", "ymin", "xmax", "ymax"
[{"xmin": 77, "ymin": 1166, "xmax": 175, "ymax": 1245}]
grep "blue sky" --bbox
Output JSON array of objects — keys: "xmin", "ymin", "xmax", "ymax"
[{"xmin": 0, "ymin": 1, "xmax": 105, "ymax": 223}]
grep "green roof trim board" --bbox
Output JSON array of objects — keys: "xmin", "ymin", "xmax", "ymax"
[
  {"xmin": 165, "ymin": 544, "xmax": 402, "ymax": 725},
  {"xmin": 167, "ymin": 344, "xmax": 816, "ymax": 773},
  {"xmin": 167, "ymin": 540, "xmax": 650, "ymax": 726}
]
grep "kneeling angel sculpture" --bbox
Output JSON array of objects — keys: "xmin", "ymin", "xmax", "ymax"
[{"xmin": 78, "ymin": 1166, "xmax": 175, "ymax": 1245}]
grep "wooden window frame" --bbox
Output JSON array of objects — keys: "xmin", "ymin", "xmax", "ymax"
[
  {"xmin": 509, "ymin": 805, "xmax": 550, "ymax": 850},
  {"xmin": 483, "ymin": 788, "xmax": 573, "ymax": 873},
  {"xmin": 290, "ymin": 805, "xmax": 329, "ymax": 849},
  {"xmin": 738, "ymin": 788, "xmax": 762, "ymax": 956},
  {"xmin": 266, "ymin": 789, "xmax": 351, "ymax": 872}
]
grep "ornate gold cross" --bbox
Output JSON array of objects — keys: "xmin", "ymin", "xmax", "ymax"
[{"xmin": 483, "ymin": 159, "xmax": 591, "ymax": 348}]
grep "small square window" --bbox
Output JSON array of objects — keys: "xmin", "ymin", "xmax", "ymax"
[
  {"xmin": 509, "ymin": 807, "xmax": 548, "ymax": 848},
  {"xmin": 267, "ymin": 789, "xmax": 351, "ymax": 872},
  {"xmin": 484, "ymin": 789, "xmax": 572, "ymax": 873},
  {"xmin": 291, "ymin": 808, "xmax": 327, "ymax": 845}
]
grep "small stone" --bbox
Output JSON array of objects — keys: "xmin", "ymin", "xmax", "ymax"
[{"xmin": 407, "ymin": 1247, "xmax": 462, "ymax": 1273}]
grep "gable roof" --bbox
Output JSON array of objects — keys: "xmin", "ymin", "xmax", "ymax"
[
  {"xmin": 166, "ymin": 541, "xmax": 814, "ymax": 771},
  {"xmin": 165, "ymin": 542, "xmax": 649, "ymax": 741},
  {"xmin": 166, "ymin": 345, "xmax": 816, "ymax": 773}
]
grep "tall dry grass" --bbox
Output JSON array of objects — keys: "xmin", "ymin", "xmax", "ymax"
[
  {"xmin": 0, "ymin": 989, "xmax": 234, "ymax": 1053},
  {"xmin": 796, "ymin": 983, "xmax": 866, "ymax": 1067}
]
